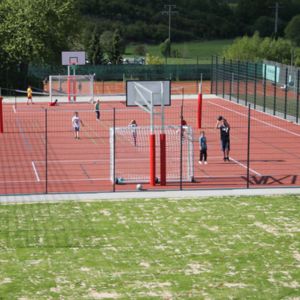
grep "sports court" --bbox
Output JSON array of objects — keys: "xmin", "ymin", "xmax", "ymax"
[{"xmin": 0, "ymin": 52, "xmax": 300, "ymax": 195}]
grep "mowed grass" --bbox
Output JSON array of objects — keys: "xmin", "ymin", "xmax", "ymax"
[
  {"xmin": 126, "ymin": 39, "xmax": 233, "ymax": 64},
  {"xmin": 0, "ymin": 195, "xmax": 300, "ymax": 299}
]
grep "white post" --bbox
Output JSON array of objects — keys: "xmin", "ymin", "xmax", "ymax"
[
  {"xmin": 199, "ymin": 73, "xmax": 203, "ymax": 94},
  {"xmin": 161, "ymin": 82, "xmax": 165, "ymax": 133}
]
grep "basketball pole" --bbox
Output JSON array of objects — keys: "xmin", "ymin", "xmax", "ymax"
[
  {"xmin": 197, "ymin": 73, "xmax": 203, "ymax": 129},
  {"xmin": 67, "ymin": 65, "xmax": 71, "ymax": 102},
  {"xmin": 160, "ymin": 82, "xmax": 166, "ymax": 186},
  {"xmin": 149, "ymin": 94, "xmax": 156, "ymax": 186}
]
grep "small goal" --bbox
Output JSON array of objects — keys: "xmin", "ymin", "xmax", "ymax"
[
  {"xmin": 49, "ymin": 74, "xmax": 94, "ymax": 102},
  {"xmin": 110, "ymin": 125, "xmax": 194, "ymax": 184}
]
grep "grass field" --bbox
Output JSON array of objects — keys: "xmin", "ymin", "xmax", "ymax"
[
  {"xmin": 0, "ymin": 195, "xmax": 299, "ymax": 299},
  {"xmin": 125, "ymin": 39, "xmax": 233, "ymax": 64}
]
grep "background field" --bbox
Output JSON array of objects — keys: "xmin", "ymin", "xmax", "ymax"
[
  {"xmin": 0, "ymin": 195, "xmax": 299, "ymax": 299},
  {"xmin": 125, "ymin": 39, "xmax": 233, "ymax": 64}
]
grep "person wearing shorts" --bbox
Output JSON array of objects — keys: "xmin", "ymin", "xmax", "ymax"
[
  {"xmin": 27, "ymin": 85, "xmax": 33, "ymax": 104},
  {"xmin": 198, "ymin": 131, "xmax": 208, "ymax": 164},
  {"xmin": 216, "ymin": 115, "xmax": 230, "ymax": 161},
  {"xmin": 72, "ymin": 111, "xmax": 84, "ymax": 139}
]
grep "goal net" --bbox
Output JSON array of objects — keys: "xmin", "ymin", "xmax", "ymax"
[
  {"xmin": 49, "ymin": 74, "xmax": 94, "ymax": 102},
  {"xmin": 110, "ymin": 125, "xmax": 194, "ymax": 183}
]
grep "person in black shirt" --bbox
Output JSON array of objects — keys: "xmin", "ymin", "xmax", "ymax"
[{"xmin": 216, "ymin": 116, "xmax": 230, "ymax": 161}]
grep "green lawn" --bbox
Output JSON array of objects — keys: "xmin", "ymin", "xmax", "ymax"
[
  {"xmin": 125, "ymin": 39, "xmax": 233, "ymax": 64},
  {"xmin": 0, "ymin": 195, "xmax": 300, "ymax": 299}
]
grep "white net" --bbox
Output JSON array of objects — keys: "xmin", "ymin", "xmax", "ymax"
[
  {"xmin": 49, "ymin": 75, "xmax": 94, "ymax": 102},
  {"xmin": 110, "ymin": 125, "xmax": 194, "ymax": 183}
]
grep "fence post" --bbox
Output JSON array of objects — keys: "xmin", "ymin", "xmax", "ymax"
[
  {"xmin": 210, "ymin": 56, "xmax": 214, "ymax": 94},
  {"xmin": 247, "ymin": 104, "xmax": 251, "ymax": 189},
  {"xmin": 45, "ymin": 109, "xmax": 48, "ymax": 194},
  {"xmin": 222, "ymin": 57, "xmax": 225, "ymax": 98},
  {"xmin": 273, "ymin": 66, "xmax": 277, "ymax": 115},
  {"xmin": 254, "ymin": 63, "xmax": 257, "ymax": 109},
  {"xmin": 0, "ymin": 96, "xmax": 3, "ymax": 133},
  {"xmin": 229, "ymin": 59, "xmax": 233, "ymax": 100},
  {"xmin": 179, "ymin": 106, "xmax": 183, "ymax": 191},
  {"xmin": 237, "ymin": 60, "xmax": 240, "ymax": 103},
  {"xmin": 245, "ymin": 61, "xmax": 248, "ymax": 106},
  {"xmin": 216, "ymin": 56, "xmax": 219, "ymax": 95},
  {"xmin": 284, "ymin": 67, "xmax": 288, "ymax": 119},
  {"xmin": 297, "ymin": 70, "xmax": 300, "ymax": 124},
  {"xmin": 263, "ymin": 64, "xmax": 267, "ymax": 112},
  {"xmin": 113, "ymin": 108, "xmax": 116, "ymax": 192}
]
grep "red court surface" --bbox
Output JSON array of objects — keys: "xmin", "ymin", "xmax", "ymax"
[{"xmin": 1, "ymin": 95, "xmax": 300, "ymax": 195}]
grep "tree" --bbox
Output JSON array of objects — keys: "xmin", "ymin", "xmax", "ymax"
[
  {"xmin": 0, "ymin": 0, "xmax": 78, "ymax": 87},
  {"xmin": 145, "ymin": 53, "xmax": 164, "ymax": 64},
  {"xmin": 285, "ymin": 15, "xmax": 300, "ymax": 46},
  {"xmin": 223, "ymin": 32, "xmax": 293, "ymax": 64},
  {"xmin": 100, "ymin": 29, "xmax": 125, "ymax": 64},
  {"xmin": 159, "ymin": 38, "xmax": 171, "ymax": 58},
  {"xmin": 88, "ymin": 26, "xmax": 105, "ymax": 65}
]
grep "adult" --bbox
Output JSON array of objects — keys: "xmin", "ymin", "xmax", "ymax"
[
  {"xmin": 216, "ymin": 115, "xmax": 230, "ymax": 161},
  {"xmin": 72, "ymin": 112, "xmax": 84, "ymax": 139}
]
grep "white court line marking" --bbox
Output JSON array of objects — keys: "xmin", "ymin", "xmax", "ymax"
[
  {"xmin": 0, "ymin": 177, "xmax": 109, "ymax": 184},
  {"xmin": 31, "ymin": 161, "xmax": 40, "ymax": 182},
  {"xmin": 229, "ymin": 157, "xmax": 262, "ymax": 176},
  {"xmin": 208, "ymin": 100, "xmax": 300, "ymax": 138}
]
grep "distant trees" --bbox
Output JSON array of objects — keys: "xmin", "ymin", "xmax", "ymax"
[
  {"xmin": 159, "ymin": 39, "xmax": 171, "ymax": 58},
  {"xmin": 285, "ymin": 15, "xmax": 300, "ymax": 46},
  {"xmin": 223, "ymin": 32, "xmax": 294, "ymax": 65}
]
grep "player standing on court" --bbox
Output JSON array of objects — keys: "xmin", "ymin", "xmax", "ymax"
[
  {"xmin": 94, "ymin": 99, "xmax": 100, "ymax": 121},
  {"xmin": 27, "ymin": 85, "xmax": 33, "ymax": 104},
  {"xmin": 128, "ymin": 119, "xmax": 138, "ymax": 146},
  {"xmin": 72, "ymin": 111, "xmax": 84, "ymax": 139},
  {"xmin": 198, "ymin": 131, "xmax": 208, "ymax": 164},
  {"xmin": 216, "ymin": 115, "xmax": 230, "ymax": 161}
]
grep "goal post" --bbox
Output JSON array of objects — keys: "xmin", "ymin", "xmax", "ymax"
[
  {"xmin": 49, "ymin": 74, "xmax": 94, "ymax": 103},
  {"xmin": 110, "ymin": 125, "xmax": 194, "ymax": 184}
]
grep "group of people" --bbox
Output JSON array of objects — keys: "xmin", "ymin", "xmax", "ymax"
[{"xmin": 198, "ymin": 115, "xmax": 230, "ymax": 164}]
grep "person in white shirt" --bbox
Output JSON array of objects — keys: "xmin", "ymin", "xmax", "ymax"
[
  {"xmin": 72, "ymin": 112, "xmax": 84, "ymax": 139},
  {"xmin": 128, "ymin": 119, "xmax": 137, "ymax": 146}
]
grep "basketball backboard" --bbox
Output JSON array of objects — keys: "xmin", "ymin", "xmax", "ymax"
[
  {"xmin": 126, "ymin": 80, "xmax": 171, "ymax": 107},
  {"xmin": 62, "ymin": 51, "xmax": 86, "ymax": 65}
]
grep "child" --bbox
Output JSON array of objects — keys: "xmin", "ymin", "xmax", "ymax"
[
  {"xmin": 128, "ymin": 119, "xmax": 137, "ymax": 146},
  {"xmin": 94, "ymin": 99, "xmax": 100, "ymax": 121},
  {"xmin": 199, "ymin": 131, "xmax": 208, "ymax": 164},
  {"xmin": 27, "ymin": 85, "xmax": 33, "ymax": 104},
  {"xmin": 72, "ymin": 112, "xmax": 84, "ymax": 139}
]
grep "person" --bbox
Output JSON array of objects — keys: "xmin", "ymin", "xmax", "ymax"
[
  {"xmin": 128, "ymin": 119, "xmax": 137, "ymax": 146},
  {"xmin": 198, "ymin": 131, "xmax": 207, "ymax": 164},
  {"xmin": 27, "ymin": 85, "xmax": 33, "ymax": 104},
  {"xmin": 181, "ymin": 118, "xmax": 187, "ymax": 142},
  {"xmin": 94, "ymin": 99, "xmax": 100, "ymax": 121},
  {"xmin": 72, "ymin": 111, "xmax": 84, "ymax": 139},
  {"xmin": 216, "ymin": 115, "xmax": 230, "ymax": 161},
  {"xmin": 49, "ymin": 99, "xmax": 58, "ymax": 106}
]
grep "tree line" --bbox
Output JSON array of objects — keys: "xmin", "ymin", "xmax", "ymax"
[{"xmin": 1, "ymin": 0, "xmax": 300, "ymax": 88}]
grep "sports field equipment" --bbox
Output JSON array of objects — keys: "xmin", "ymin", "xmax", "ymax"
[
  {"xmin": 126, "ymin": 80, "xmax": 171, "ymax": 186},
  {"xmin": 136, "ymin": 183, "xmax": 143, "ymax": 190},
  {"xmin": 110, "ymin": 125, "xmax": 194, "ymax": 184},
  {"xmin": 49, "ymin": 74, "xmax": 94, "ymax": 102}
]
